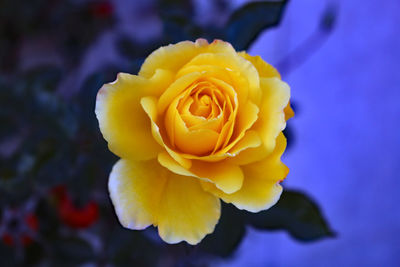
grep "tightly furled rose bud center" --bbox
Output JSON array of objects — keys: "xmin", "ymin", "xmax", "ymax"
[
  {"xmin": 165, "ymin": 78, "xmax": 237, "ymax": 156},
  {"xmin": 187, "ymin": 83, "xmax": 222, "ymax": 119},
  {"xmin": 190, "ymin": 94, "xmax": 212, "ymax": 117}
]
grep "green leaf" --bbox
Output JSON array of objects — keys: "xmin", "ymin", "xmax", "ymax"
[
  {"xmin": 246, "ymin": 190, "xmax": 335, "ymax": 241},
  {"xmin": 225, "ymin": 0, "xmax": 288, "ymax": 51},
  {"xmin": 199, "ymin": 203, "xmax": 245, "ymax": 258}
]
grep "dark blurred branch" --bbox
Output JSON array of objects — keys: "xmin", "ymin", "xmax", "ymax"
[{"xmin": 276, "ymin": 3, "xmax": 338, "ymax": 76}]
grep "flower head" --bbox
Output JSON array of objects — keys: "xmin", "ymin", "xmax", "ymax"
[{"xmin": 96, "ymin": 39, "xmax": 292, "ymax": 244}]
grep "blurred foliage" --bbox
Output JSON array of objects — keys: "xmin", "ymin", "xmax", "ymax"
[
  {"xmin": 246, "ymin": 190, "xmax": 335, "ymax": 241},
  {"xmin": 0, "ymin": 0, "xmax": 114, "ymax": 72},
  {"xmin": 0, "ymin": 0, "xmax": 335, "ymax": 265},
  {"xmin": 200, "ymin": 190, "xmax": 334, "ymax": 258},
  {"xmin": 225, "ymin": 0, "xmax": 288, "ymax": 51},
  {"xmin": 118, "ymin": 0, "xmax": 288, "ymax": 63}
]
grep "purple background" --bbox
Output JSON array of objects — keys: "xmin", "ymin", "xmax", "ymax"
[
  {"xmin": 52, "ymin": 0, "xmax": 400, "ymax": 265},
  {"xmin": 215, "ymin": 0, "xmax": 400, "ymax": 266}
]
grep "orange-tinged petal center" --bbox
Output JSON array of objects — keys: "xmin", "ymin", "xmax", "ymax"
[{"xmin": 162, "ymin": 76, "xmax": 241, "ymax": 156}]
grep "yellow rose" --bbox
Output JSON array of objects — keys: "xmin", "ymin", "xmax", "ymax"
[{"xmin": 95, "ymin": 39, "xmax": 293, "ymax": 245}]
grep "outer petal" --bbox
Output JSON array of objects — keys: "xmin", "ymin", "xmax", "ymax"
[
  {"xmin": 158, "ymin": 152, "xmax": 244, "ymax": 194},
  {"xmin": 109, "ymin": 159, "xmax": 220, "ymax": 245},
  {"xmin": 239, "ymin": 49, "xmax": 294, "ymax": 122},
  {"xmin": 190, "ymin": 160, "xmax": 244, "ymax": 194},
  {"xmin": 226, "ymin": 130, "xmax": 262, "ymax": 157},
  {"xmin": 251, "ymin": 77, "xmax": 290, "ymax": 156},
  {"xmin": 139, "ymin": 39, "xmax": 236, "ymax": 78},
  {"xmin": 96, "ymin": 71, "xmax": 173, "ymax": 160},
  {"xmin": 227, "ymin": 143, "xmax": 268, "ymax": 166},
  {"xmin": 109, "ymin": 159, "xmax": 167, "ymax": 229},
  {"xmin": 238, "ymin": 51, "xmax": 281, "ymax": 79},
  {"xmin": 157, "ymin": 172, "xmax": 221, "ymax": 245},
  {"xmin": 284, "ymin": 102, "xmax": 295, "ymax": 120},
  {"xmin": 201, "ymin": 133, "xmax": 289, "ymax": 212}
]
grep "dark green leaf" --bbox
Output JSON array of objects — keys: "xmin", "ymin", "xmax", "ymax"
[
  {"xmin": 246, "ymin": 190, "xmax": 335, "ymax": 241},
  {"xmin": 225, "ymin": 0, "xmax": 288, "ymax": 50}
]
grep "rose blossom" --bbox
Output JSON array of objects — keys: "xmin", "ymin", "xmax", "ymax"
[{"xmin": 96, "ymin": 39, "xmax": 293, "ymax": 244}]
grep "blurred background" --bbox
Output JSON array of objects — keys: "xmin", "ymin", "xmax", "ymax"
[{"xmin": 1, "ymin": 0, "xmax": 399, "ymax": 266}]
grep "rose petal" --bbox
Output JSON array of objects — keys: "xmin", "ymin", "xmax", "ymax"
[
  {"xmin": 176, "ymin": 130, "xmax": 261, "ymax": 163},
  {"xmin": 109, "ymin": 160, "xmax": 167, "ymax": 229},
  {"xmin": 252, "ymin": 77, "xmax": 290, "ymax": 156},
  {"xmin": 284, "ymin": 102, "xmax": 295, "ymax": 120},
  {"xmin": 226, "ymin": 141, "xmax": 269, "ymax": 166},
  {"xmin": 158, "ymin": 72, "xmax": 202, "ymax": 115},
  {"xmin": 213, "ymin": 87, "xmax": 237, "ymax": 152},
  {"xmin": 165, "ymin": 94, "xmax": 219, "ymax": 156},
  {"xmin": 141, "ymin": 96, "xmax": 192, "ymax": 169},
  {"xmin": 109, "ymin": 159, "xmax": 220, "ymax": 245},
  {"xmin": 178, "ymin": 82, "xmax": 224, "ymax": 132},
  {"xmin": 158, "ymin": 152, "xmax": 244, "ymax": 194},
  {"xmin": 157, "ymin": 172, "xmax": 221, "ymax": 245},
  {"xmin": 95, "ymin": 71, "xmax": 173, "ymax": 160},
  {"xmin": 226, "ymin": 130, "xmax": 262, "ymax": 157},
  {"xmin": 158, "ymin": 152, "xmax": 194, "ymax": 177},
  {"xmin": 179, "ymin": 52, "xmax": 260, "ymax": 104},
  {"xmin": 201, "ymin": 133, "xmax": 288, "ymax": 212},
  {"xmin": 176, "ymin": 65, "xmax": 248, "ymax": 106},
  {"xmin": 139, "ymin": 39, "xmax": 236, "ymax": 79},
  {"xmin": 238, "ymin": 51, "xmax": 281, "ymax": 79},
  {"xmin": 190, "ymin": 160, "xmax": 245, "ymax": 194},
  {"xmin": 223, "ymin": 101, "xmax": 259, "ymax": 152}
]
